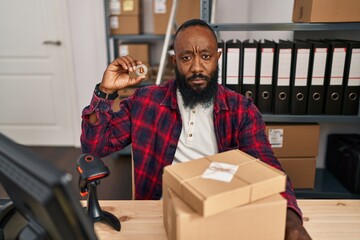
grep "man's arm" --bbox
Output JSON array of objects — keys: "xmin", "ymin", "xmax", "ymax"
[
  {"xmin": 81, "ymin": 56, "xmax": 146, "ymax": 156},
  {"xmin": 238, "ymin": 102, "xmax": 311, "ymax": 239}
]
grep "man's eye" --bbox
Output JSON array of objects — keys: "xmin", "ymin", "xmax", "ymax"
[
  {"xmin": 202, "ymin": 54, "xmax": 211, "ymax": 60},
  {"xmin": 182, "ymin": 56, "xmax": 191, "ymax": 61}
]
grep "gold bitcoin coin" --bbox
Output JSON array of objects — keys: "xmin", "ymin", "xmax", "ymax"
[{"xmin": 135, "ymin": 64, "xmax": 148, "ymax": 76}]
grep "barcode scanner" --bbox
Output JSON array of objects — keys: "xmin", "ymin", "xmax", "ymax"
[
  {"xmin": 77, "ymin": 154, "xmax": 110, "ymax": 197},
  {"xmin": 76, "ymin": 153, "xmax": 120, "ymax": 232}
]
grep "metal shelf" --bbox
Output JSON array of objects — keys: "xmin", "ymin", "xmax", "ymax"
[
  {"xmin": 210, "ymin": 23, "xmax": 360, "ymax": 31},
  {"xmin": 295, "ymin": 168, "xmax": 360, "ymax": 199},
  {"xmin": 209, "ymin": 22, "xmax": 360, "ymax": 32},
  {"xmin": 263, "ymin": 114, "xmax": 360, "ymax": 124},
  {"xmin": 111, "ymin": 34, "xmax": 166, "ymax": 42}
]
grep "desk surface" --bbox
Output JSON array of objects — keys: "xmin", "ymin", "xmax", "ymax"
[{"xmin": 95, "ymin": 200, "xmax": 360, "ymax": 240}]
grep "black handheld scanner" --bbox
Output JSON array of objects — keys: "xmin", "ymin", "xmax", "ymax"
[{"xmin": 76, "ymin": 153, "xmax": 109, "ymax": 197}]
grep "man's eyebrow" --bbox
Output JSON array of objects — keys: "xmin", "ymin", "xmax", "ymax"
[{"xmin": 177, "ymin": 48, "xmax": 213, "ymax": 54}]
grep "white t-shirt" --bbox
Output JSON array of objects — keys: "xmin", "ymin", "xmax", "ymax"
[{"xmin": 173, "ymin": 89, "xmax": 219, "ymax": 163}]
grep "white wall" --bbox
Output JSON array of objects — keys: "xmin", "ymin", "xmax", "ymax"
[
  {"xmin": 67, "ymin": 0, "xmax": 108, "ymax": 146},
  {"xmin": 213, "ymin": 0, "xmax": 294, "ymax": 41}
]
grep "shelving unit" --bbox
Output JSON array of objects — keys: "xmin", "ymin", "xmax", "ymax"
[
  {"xmin": 104, "ymin": 1, "xmax": 360, "ymax": 196},
  {"xmin": 103, "ymin": 0, "xmax": 167, "ymax": 65},
  {"xmin": 200, "ymin": 0, "xmax": 360, "ymax": 199},
  {"xmin": 295, "ymin": 169, "xmax": 360, "ymax": 199}
]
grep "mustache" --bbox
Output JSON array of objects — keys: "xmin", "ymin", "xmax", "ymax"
[{"xmin": 186, "ymin": 74, "xmax": 210, "ymax": 82}]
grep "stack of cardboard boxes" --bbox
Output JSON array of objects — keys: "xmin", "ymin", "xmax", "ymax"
[
  {"xmin": 265, "ymin": 124, "xmax": 320, "ymax": 189},
  {"xmin": 109, "ymin": 0, "xmax": 142, "ymax": 35},
  {"xmin": 162, "ymin": 150, "xmax": 288, "ymax": 240}
]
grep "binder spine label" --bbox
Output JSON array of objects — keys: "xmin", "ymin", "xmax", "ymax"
[
  {"xmin": 330, "ymin": 48, "xmax": 346, "ymax": 85},
  {"xmin": 349, "ymin": 49, "xmax": 360, "ymax": 86},
  {"xmin": 260, "ymin": 48, "xmax": 274, "ymax": 85},
  {"xmin": 226, "ymin": 48, "xmax": 240, "ymax": 85},
  {"xmin": 312, "ymin": 48, "xmax": 327, "ymax": 86},
  {"xmin": 243, "ymin": 48, "xmax": 257, "ymax": 84},
  {"xmin": 295, "ymin": 49, "xmax": 310, "ymax": 86},
  {"xmin": 277, "ymin": 49, "xmax": 292, "ymax": 86}
]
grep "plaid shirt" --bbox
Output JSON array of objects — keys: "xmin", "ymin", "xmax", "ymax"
[{"xmin": 81, "ymin": 79, "xmax": 301, "ymax": 217}]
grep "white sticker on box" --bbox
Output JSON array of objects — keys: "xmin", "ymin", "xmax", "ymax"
[
  {"xmin": 201, "ymin": 162, "xmax": 239, "ymax": 183},
  {"xmin": 119, "ymin": 45, "xmax": 129, "ymax": 57},
  {"xmin": 154, "ymin": 0, "xmax": 167, "ymax": 14},
  {"xmin": 123, "ymin": 0, "xmax": 134, "ymax": 12},
  {"xmin": 109, "ymin": 16, "xmax": 119, "ymax": 29},
  {"xmin": 110, "ymin": 0, "xmax": 121, "ymax": 15},
  {"xmin": 268, "ymin": 129, "xmax": 283, "ymax": 148}
]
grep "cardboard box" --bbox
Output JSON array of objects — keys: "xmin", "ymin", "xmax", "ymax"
[
  {"xmin": 153, "ymin": 0, "xmax": 200, "ymax": 35},
  {"xmin": 109, "ymin": 0, "xmax": 141, "ymax": 15},
  {"xmin": 163, "ymin": 186, "xmax": 287, "ymax": 240},
  {"xmin": 163, "ymin": 150, "xmax": 286, "ymax": 217},
  {"xmin": 118, "ymin": 43, "xmax": 149, "ymax": 64},
  {"xmin": 265, "ymin": 124, "xmax": 320, "ymax": 158},
  {"xmin": 292, "ymin": 0, "xmax": 360, "ymax": 23},
  {"xmin": 110, "ymin": 15, "xmax": 141, "ymax": 35},
  {"xmin": 278, "ymin": 157, "xmax": 316, "ymax": 189}
]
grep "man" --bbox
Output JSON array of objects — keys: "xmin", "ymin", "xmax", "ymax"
[{"xmin": 81, "ymin": 19, "xmax": 311, "ymax": 239}]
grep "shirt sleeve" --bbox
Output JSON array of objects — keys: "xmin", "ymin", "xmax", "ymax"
[
  {"xmin": 80, "ymin": 93, "xmax": 132, "ymax": 158},
  {"xmin": 238, "ymin": 101, "xmax": 303, "ymax": 219}
]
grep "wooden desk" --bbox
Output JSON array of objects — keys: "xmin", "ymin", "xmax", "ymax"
[{"xmin": 95, "ymin": 200, "xmax": 360, "ymax": 240}]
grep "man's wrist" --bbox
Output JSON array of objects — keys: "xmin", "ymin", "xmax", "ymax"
[{"xmin": 94, "ymin": 83, "xmax": 119, "ymax": 100}]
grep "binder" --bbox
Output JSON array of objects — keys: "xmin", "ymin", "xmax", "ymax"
[
  {"xmin": 257, "ymin": 39, "xmax": 276, "ymax": 114},
  {"xmin": 290, "ymin": 40, "xmax": 311, "ymax": 115},
  {"xmin": 217, "ymin": 41, "xmax": 225, "ymax": 85},
  {"xmin": 273, "ymin": 40, "xmax": 293, "ymax": 114},
  {"xmin": 323, "ymin": 40, "xmax": 347, "ymax": 115},
  {"xmin": 339, "ymin": 40, "xmax": 360, "ymax": 115},
  {"xmin": 224, "ymin": 39, "xmax": 241, "ymax": 92},
  {"xmin": 305, "ymin": 39, "xmax": 329, "ymax": 115},
  {"xmin": 240, "ymin": 40, "xmax": 258, "ymax": 103}
]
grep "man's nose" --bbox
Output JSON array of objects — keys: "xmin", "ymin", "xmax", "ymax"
[{"xmin": 191, "ymin": 56, "xmax": 203, "ymax": 73}]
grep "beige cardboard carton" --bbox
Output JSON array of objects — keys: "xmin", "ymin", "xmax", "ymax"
[
  {"xmin": 279, "ymin": 157, "xmax": 316, "ymax": 189},
  {"xmin": 265, "ymin": 124, "xmax": 320, "ymax": 158},
  {"xmin": 152, "ymin": 0, "xmax": 200, "ymax": 34},
  {"xmin": 163, "ymin": 150, "xmax": 286, "ymax": 217},
  {"xmin": 110, "ymin": 15, "xmax": 141, "ymax": 35},
  {"xmin": 163, "ymin": 186, "xmax": 287, "ymax": 240},
  {"xmin": 292, "ymin": 0, "xmax": 360, "ymax": 23}
]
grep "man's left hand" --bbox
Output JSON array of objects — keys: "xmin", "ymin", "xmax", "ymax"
[{"xmin": 285, "ymin": 209, "xmax": 312, "ymax": 240}]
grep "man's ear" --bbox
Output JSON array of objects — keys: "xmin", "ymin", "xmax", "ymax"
[
  {"xmin": 217, "ymin": 51, "xmax": 222, "ymax": 60},
  {"xmin": 170, "ymin": 54, "xmax": 176, "ymax": 66}
]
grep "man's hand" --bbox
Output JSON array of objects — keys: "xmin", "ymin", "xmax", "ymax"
[
  {"xmin": 100, "ymin": 55, "xmax": 146, "ymax": 93},
  {"xmin": 285, "ymin": 209, "xmax": 312, "ymax": 240}
]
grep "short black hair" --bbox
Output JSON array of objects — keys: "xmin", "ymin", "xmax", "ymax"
[{"xmin": 174, "ymin": 18, "xmax": 217, "ymax": 41}]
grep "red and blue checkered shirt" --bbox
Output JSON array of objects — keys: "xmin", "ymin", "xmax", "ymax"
[{"xmin": 81, "ymin": 79, "xmax": 302, "ymax": 217}]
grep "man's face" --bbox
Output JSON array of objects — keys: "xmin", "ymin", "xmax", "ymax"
[
  {"xmin": 172, "ymin": 26, "xmax": 221, "ymax": 92},
  {"xmin": 172, "ymin": 26, "xmax": 221, "ymax": 108}
]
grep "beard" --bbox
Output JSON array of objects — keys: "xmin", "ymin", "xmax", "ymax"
[{"xmin": 175, "ymin": 66, "xmax": 219, "ymax": 109}]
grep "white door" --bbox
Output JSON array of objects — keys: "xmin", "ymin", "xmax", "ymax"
[{"xmin": 0, "ymin": 0, "xmax": 77, "ymax": 145}]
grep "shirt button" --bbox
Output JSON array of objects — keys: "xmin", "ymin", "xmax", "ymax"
[
  {"xmin": 192, "ymin": 110, "xmax": 195, "ymax": 114},
  {"xmin": 190, "ymin": 122, "xmax": 194, "ymax": 125},
  {"xmin": 189, "ymin": 134, "xmax": 192, "ymax": 137}
]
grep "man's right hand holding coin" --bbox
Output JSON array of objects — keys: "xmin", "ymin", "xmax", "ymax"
[{"xmin": 99, "ymin": 56, "xmax": 147, "ymax": 94}]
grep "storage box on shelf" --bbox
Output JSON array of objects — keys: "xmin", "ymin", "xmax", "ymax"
[
  {"xmin": 109, "ymin": 0, "xmax": 142, "ymax": 35},
  {"xmin": 292, "ymin": 0, "xmax": 360, "ymax": 23},
  {"xmin": 265, "ymin": 123, "xmax": 320, "ymax": 189}
]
